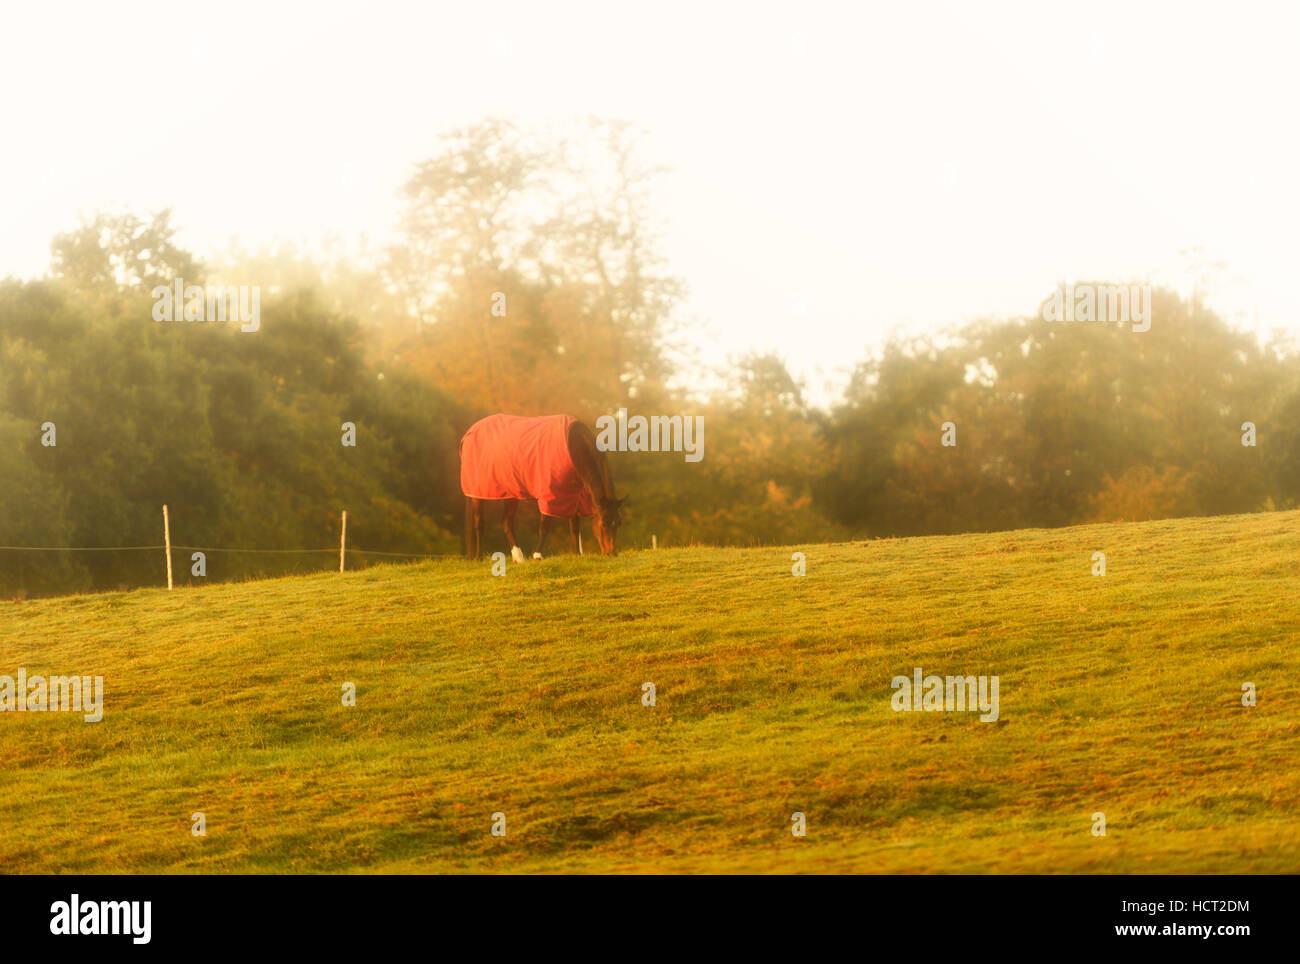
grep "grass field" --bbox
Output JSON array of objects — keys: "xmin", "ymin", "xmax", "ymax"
[{"xmin": 2, "ymin": 510, "xmax": 1298, "ymax": 874}]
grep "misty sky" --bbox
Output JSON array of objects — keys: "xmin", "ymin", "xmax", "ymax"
[{"xmin": 4, "ymin": 0, "xmax": 1298, "ymax": 401}]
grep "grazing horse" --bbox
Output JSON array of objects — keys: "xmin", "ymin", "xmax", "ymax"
[{"xmin": 460, "ymin": 413, "xmax": 624, "ymax": 560}]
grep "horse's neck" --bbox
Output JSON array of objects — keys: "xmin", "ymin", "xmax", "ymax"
[
  {"xmin": 570, "ymin": 425, "xmax": 614, "ymax": 503},
  {"xmin": 585, "ymin": 457, "xmax": 614, "ymax": 504}
]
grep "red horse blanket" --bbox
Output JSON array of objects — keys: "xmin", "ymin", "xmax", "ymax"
[{"xmin": 460, "ymin": 414, "xmax": 594, "ymax": 519}]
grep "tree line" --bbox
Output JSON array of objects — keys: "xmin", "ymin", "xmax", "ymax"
[{"xmin": 2, "ymin": 119, "xmax": 1298, "ymax": 594}]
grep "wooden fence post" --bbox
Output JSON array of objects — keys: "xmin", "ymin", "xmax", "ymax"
[
  {"xmin": 652, "ymin": 534, "xmax": 657, "ymax": 550},
  {"xmin": 163, "ymin": 504, "xmax": 173, "ymax": 590},
  {"xmin": 340, "ymin": 510, "xmax": 347, "ymax": 572}
]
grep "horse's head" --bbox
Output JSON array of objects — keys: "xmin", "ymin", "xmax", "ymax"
[{"xmin": 592, "ymin": 496, "xmax": 625, "ymax": 555}]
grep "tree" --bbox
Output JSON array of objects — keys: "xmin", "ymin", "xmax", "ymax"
[{"xmin": 382, "ymin": 117, "xmax": 684, "ymax": 418}]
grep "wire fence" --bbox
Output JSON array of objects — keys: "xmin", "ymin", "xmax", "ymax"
[
  {"xmin": 0, "ymin": 545, "xmax": 167, "ymax": 551},
  {"xmin": 2, "ymin": 504, "xmax": 644, "ymax": 593},
  {"xmin": 0, "ymin": 506, "xmax": 448, "ymax": 591},
  {"xmin": 0, "ymin": 547, "xmax": 442, "ymax": 556}
]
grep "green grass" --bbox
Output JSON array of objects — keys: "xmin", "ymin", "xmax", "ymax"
[{"xmin": 2, "ymin": 510, "xmax": 1299, "ymax": 874}]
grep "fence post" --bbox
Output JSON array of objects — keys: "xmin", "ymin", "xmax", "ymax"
[
  {"xmin": 652, "ymin": 534, "xmax": 657, "ymax": 550},
  {"xmin": 340, "ymin": 510, "xmax": 347, "ymax": 573},
  {"xmin": 163, "ymin": 504, "xmax": 173, "ymax": 590}
]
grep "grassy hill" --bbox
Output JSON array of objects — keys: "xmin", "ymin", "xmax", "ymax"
[{"xmin": 2, "ymin": 510, "xmax": 1298, "ymax": 874}]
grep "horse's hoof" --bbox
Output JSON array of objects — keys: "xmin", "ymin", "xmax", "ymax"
[
  {"xmin": 532, "ymin": 552, "xmax": 543, "ymax": 561},
  {"xmin": 510, "ymin": 546, "xmax": 526, "ymax": 564}
]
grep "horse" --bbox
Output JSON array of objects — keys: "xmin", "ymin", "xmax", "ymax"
[{"xmin": 460, "ymin": 413, "xmax": 624, "ymax": 561}]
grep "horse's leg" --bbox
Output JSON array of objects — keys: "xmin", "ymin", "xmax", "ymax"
[
  {"xmin": 569, "ymin": 516, "xmax": 581, "ymax": 554},
  {"xmin": 534, "ymin": 513, "xmax": 553, "ymax": 561},
  {"xmin": 502, "ymin": 499, "xmax": 525, "ymax": 563},
  {"xmin": 468, "ymin": 498, "xmax": 484, "ymax": 560}
]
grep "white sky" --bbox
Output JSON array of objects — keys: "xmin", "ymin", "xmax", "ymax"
[{"xmin": 3, "ymin": 0, "xmax": 1298, "ymax": 404}]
